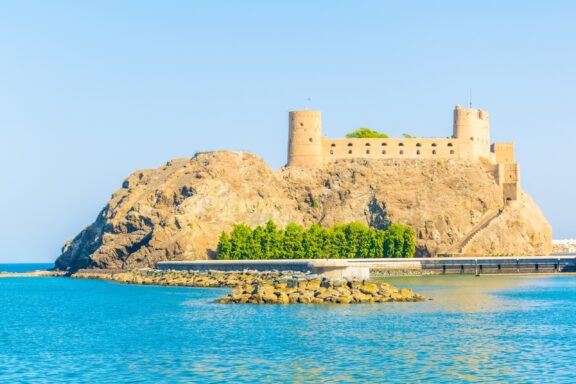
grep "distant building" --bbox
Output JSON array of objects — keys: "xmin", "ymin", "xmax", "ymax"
[
  {"xmin": 287, "ymin": 105, "xmax": 520, "ymax": 202},
  {"xmin": 552, "ymin": 240, "xmax": 576, "ymax": 254}
]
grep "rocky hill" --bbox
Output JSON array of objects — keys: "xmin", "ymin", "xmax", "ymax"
[{"xmin": 55, "ymin": 151, "xmax": 552, "ymax": 271}]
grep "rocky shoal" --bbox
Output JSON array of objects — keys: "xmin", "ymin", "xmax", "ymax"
[
  {"xmin": 70, "ymin": 269, "xmax": 424, "ymax": 304},
  {"xmin": 216, "ymin": 278, "xmax": 424, "ymax": 304},
  {"xmin": 71, "ymin": 269, "xmax": 286, "ymax": 287}
]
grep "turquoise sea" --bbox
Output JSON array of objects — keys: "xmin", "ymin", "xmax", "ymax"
[{"xmin": 1, "ymin": 272, "xmax": 575, "ymax": 383}]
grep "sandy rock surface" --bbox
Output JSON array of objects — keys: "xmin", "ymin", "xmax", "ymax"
[{"xmin": 56, "ymin": 151, "xmax": 552, "ymax": 271}]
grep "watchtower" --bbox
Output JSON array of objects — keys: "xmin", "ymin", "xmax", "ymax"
[
  {"xmin": 287, "ymin": 110, "xmax": 323, "ymax": 168},
  {"xmin": 453, "ymin": 104, "xmax": 491, "ymax": 160}
]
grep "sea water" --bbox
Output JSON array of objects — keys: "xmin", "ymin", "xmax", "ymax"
[
  {"xmin": 0, "ymin": 274, "xmax": 575, "ymax": 383},
  {"xmin": 0, "ymin": 263, "xmax": 54, "ymax": 273}
]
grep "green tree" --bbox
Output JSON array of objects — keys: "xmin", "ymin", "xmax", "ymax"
[
  {"xmin": 368, "ymin": 230, "xmax": 385, "ymax": 258},
  {"xmin": 263, "ymin": 220, "xmax": 282, "ymax": 259},
  {"xmin": 216, "ymin": 231, "xmax": 231, "ymax": 259},
  {"xmin": 340, "ymin": 222, "xmax": 370, "ymax": 258},
  {"xmin": 248, "ymin": 225, "xmax": 265, "ymax": 259},
  {"xmin": 387, "ymin": 224, "xmax": 406, "ymax": 258},
  {"xmin": 383, "ymin": 229, "xmax": 395, "ymax": 257},
  {"xmin": 281, "ymin": 223, "xmax": 304, "ymax": 259},
  {"xmin": 346, "ymin": 128, "xmax": 389, "ymax": 139},
  {"xmin": 402, "ymin": 226, "xmax": 416, "ymax": 258},
  {"xmin": 323, "ymin": 228, "xmax": 340, "ymax": 259},
  {"xmin": 229, "ymin": 223, "xmax": 252, "ymax": 259},
  {"xmin": 303, "ymin": 224, "xmax": 325, "ymax": 258},
  {"xmin": 402, "ymin": 133, "xmax": 415, "ymax": 138}
]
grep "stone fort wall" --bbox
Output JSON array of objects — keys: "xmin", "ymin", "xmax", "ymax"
[
  {"xmin": 286, "ymin": 105, "xmax": 521, "ymax": 201},
  {"xmin": 322, "ymin": 137, "xmax": 461, "ymax": 161}
]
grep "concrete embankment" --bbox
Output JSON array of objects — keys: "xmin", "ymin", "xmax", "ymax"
[
  {"xmin": 351, "ymin": 256, "xmax": 576, "ymax": 276},
  {"xmin": 158, "ymin": 256, "xmax": 576, "ymax": 278},
  {"xmin": 158, "ymin": 260, "xmax": 369, "ymax": 280}
]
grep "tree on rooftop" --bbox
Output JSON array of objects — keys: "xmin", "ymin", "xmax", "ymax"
[{"xmin": 346, "ymin": 128, "xmax": 389, "ymax": 139}]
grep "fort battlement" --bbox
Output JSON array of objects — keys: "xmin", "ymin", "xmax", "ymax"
[{"xmin": 287, "ymin": 105, "xmax": 520, "ymax": 201}]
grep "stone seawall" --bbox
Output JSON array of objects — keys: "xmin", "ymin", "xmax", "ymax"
[{"xmin": 158, "ymin": 260, "xmax": 370, "ymax": 280}]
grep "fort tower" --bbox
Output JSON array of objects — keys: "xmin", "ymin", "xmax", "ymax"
[
  {"xmin": 452, "ymin": 104, "xmax": 491, "ymax": 160},
  {"xmin": 287, "ymin": 110, "xmax": 323, "ymax": 168}
]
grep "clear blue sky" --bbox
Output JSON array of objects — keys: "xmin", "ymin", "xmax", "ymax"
[{"xmin": 1, "ymin": 1, "xmax": 574, "ymax": 263}]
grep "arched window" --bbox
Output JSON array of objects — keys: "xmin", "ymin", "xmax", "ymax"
[
  {"xmin": 399, "ymin": 143, "xmax": 405, "ymax": 147},
  {"xmin": 448, "ymin": 143, "xmax": 454, "ymax": 147},
  {"xmin": 432, "ymin": 143, "xmax": 437, "ymax": 147},
  {"xmin": 432, "ymin": 150, "xmax": 437, "ymax": 155},
  {"xmin": 331, "ymin": 143, "xmax": 336, "ymax": 147},
  {"xmin": 366, "ymin": 150, "xmax": 370, "ymax": 154},
  {"xmin": 381, "ymin": 142, "xmax": 387, "ymax": 146},
  {"xmin": 365, "ymin": 142, "xmax": 371, "ymax": 146},
  {"xmin": 399, "ymin": 150, "xmax": 404, "ymax": 155},
  {"xmin": 416, "ymin": 150, "xmax": 421, "ymax": 155},
  {"xmin": 348, "ymin": 150, "xmax": 352, "ymax": 154},
  {"xmin": 382, "ymin": 150, "xmax": 386, "ymax": 154},
  {"xmin": 347, "ymin": 143, "xmax": 353, "ymax": 147},
  {"xmin": 416, "ymin": 143, "xmax": 422, "ymax": 147}
]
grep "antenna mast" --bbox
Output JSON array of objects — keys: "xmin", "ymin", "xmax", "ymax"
[{"xmin": 469, "ymin": 88, "xmax": 473, "ymax": 108}]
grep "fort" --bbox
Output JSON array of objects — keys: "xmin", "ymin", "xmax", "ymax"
[{"xmin": 287, "ymin": 105, "xmax": 520, "ymax": 202}]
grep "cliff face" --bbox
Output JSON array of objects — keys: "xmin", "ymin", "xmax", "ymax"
[{"xmin": 55, "ymin": 151, "xmax": 552, "ymax": 271}]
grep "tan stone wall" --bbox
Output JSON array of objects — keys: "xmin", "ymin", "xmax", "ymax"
[
  {"xmin": 287, "ymin": 110, "xmax": 323, "ymax": 168},
  {"xmin": 491, "ymin": 143, "xmax": 515, "ymax": 164},
  {"xmin": 288, "ymin": 106, "xmax": 500, "ymax": 166},
  {"xmin": 287, "ymin": 108, "xmax": 521, "ymax": 201},
  {"xmin": 322, "ymin": 137, "xmax": 461, "ymax": 161},
  {"xmin": 503, "ymin": 183, "xmax": 519, "ymax": 201},
  {"xmin": 491, "ymin": 143, "xmax": 519, "ymax": 201},
  {"xmin": 503, "ymin": 163, "xmax": 520, "ymax": 184}
]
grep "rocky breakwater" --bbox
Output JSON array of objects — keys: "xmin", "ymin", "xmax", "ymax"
[
  {"xmin": 216, "ymin": 278, "xmax": 424, "ymax": 304},
  {"xmin": 71, "ymin": 269, "xmax": 283, "ymax": 287}
]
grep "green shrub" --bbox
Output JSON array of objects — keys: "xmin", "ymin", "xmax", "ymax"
[
  {"xmin": 346, "ymin": 128, "xmax": 389, "ymax": 139},
  {"xmin": 216, "ymin": 220, "xmax": 416, "ymax": 260}
]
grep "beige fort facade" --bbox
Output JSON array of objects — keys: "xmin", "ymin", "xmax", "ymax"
[{"xmin": 287, "ymin": 105, "xmax": 520, "ymax": 202}]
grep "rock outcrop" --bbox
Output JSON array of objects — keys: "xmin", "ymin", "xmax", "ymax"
[
  {"xmin": 56, "ymin": 151, "xmax": 552, "ymax": 271},
  {"xmin": 216, "ymin": 278, "xmax": 423, "ymax": 304}
]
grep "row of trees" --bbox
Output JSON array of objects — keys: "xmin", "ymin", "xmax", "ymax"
[{"xmin": 216, "ymin": 221, "xmax": 416, "ymax": 260}]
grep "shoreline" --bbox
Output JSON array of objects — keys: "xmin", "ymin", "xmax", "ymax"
[{"xmin": 5, "ymin": 268, "xmax": 576, "ymax": 279}]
